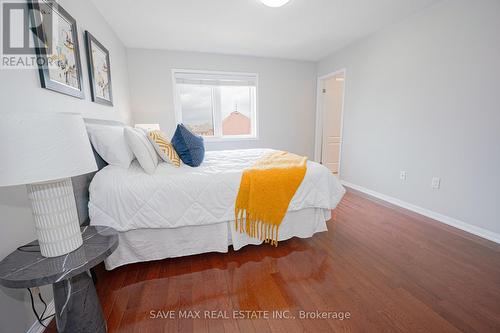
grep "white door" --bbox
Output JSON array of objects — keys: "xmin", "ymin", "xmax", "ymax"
[{"xmin": 321, "ymin": 73, "xmax": 345, "ymax": 176}]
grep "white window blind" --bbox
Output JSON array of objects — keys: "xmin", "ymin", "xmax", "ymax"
[{"xmin": 174, "ymin": 72, "xmax": 257, "ymax": 87}]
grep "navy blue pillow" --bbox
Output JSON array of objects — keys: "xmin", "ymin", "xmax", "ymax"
[{"xmin": 171, "ymin": 124, "xmax": 205, "ymax": 167}]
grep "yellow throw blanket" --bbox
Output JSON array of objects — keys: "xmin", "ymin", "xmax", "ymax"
[{"xmin": 235, "ymin": 151, "xmax": 307, "ymax": 246}]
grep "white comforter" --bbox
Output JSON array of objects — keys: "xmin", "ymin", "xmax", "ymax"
[{"xmin": 89, "ymin": 149, "xmax": 345, "ymax": 232}]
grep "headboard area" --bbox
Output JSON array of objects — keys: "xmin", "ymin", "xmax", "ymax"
[{"xmin": 72, "ymin": 118, "xmax": 125, "ymax": 225}]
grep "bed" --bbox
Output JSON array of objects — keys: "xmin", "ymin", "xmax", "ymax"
[{"xmin": 73, "ymin": 120, "xmax": 346, "ymax": 270}]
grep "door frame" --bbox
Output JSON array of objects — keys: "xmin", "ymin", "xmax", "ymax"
[{"xmin": 314, "ymin": 68, "xmax": 347, "ymax": 177}]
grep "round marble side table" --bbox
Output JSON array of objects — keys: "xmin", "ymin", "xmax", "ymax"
[{"xmin": 0, "ymin": 226, "xmax": 118, "ymax": 333}]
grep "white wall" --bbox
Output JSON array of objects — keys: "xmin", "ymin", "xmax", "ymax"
[
  {"xmin": 318, "ymin": 0, "xmax": 500, "ymax": 237},
  {"xmin": 0, "ymin": 0, "xmax": 131, "ymax": 331},
  {"xmin": 127, "ymin": 49, "xmax": 317, "ymax": 157}
]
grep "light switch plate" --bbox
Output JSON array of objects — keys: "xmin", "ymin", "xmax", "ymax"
[{"xmin": 431, "ymin": 177, "xmax": 441, "ymax": 189}]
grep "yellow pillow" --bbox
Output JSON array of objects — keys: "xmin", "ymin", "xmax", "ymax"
[{"xmin": 147, "ymin": 130, "xmax": 181, "ymax": 167}]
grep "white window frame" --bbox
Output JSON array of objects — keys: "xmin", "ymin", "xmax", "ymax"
[{"xmin": 172, "ymin": 69, "xmax": 259, "ymax": 142}]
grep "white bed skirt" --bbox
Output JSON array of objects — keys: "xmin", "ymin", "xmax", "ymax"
[{"xmin": 104, "ymin": 208, "xmax": 331, "ymax": 270}]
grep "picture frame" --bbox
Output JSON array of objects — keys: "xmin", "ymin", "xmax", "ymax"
[
  {"xmin": 85, "ymin": 31, "xmax": 113, "ymax": 106},
  {"xmin": 28, "ymin": 0, "xmax": 85, "ymax": 99}
]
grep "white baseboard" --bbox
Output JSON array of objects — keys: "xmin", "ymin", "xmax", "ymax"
[
  {"xmin": 341, "ymin": 180, "xmax": 500, "ymax": 245},
  {"xmin": 27, "ymin": 300, "xmax": 55, "ymax": 333}
]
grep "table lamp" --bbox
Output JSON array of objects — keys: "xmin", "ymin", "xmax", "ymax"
[{"xmin": 0, "ymin": 112, "xmax": 98, "ymax": 257}]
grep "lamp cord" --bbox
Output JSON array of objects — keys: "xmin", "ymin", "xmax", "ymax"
[
  {"xmin": 27, "ymin": 288, "xmax": 55, "ymax": 328},
  {"xmin": 17, "ymin": 244, "xmax": 41, "ymax": 253}
]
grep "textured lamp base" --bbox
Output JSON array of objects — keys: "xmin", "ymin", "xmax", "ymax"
[{"xmin": 27, "ymin": 178, "xmax": 83, "ymax": 257}]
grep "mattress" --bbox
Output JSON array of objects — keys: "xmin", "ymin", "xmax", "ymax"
[{"xmin": 89, "ymin": 149, "xmax": 346, "ymax": 232}]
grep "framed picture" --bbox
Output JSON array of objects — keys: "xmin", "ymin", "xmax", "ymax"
[
  {"xmin": 28, "ymin": 0, "xmax": 84, "ymax": 99},
  {"xmin": 85, "ymin": 31, "xmax": 113, "ymax": 106}
]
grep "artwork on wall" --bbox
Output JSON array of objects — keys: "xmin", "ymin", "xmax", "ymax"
[
  {"xmin": 85, "ymin": 31, "xmax": 113, "ymax": 106},
  {"xmin": 29, "ymin": 0, "xmax": 85, "ymax": 98}
]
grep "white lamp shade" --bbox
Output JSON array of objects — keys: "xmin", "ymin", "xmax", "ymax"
[{"xmin": 0, "ymin": 112, "xmax": 98, "ymax": 187}]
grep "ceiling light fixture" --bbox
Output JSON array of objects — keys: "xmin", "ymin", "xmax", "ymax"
[{"xmin": 260, "ymin": 0, "xmax": 291, "ymax": 8}]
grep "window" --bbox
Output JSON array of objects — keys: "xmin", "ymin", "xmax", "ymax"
[{"xmin": 173, "ymin": 70, "xmax": 258, "ymax": 139}]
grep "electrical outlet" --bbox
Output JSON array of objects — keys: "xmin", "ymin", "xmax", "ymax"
[
  {"xmin": 400, "ymin": 171, "xmax": 407, "ymax": 181},
  {"xmin": 431, "ymin": 177, "xmax": 441, "ymax": 189}
]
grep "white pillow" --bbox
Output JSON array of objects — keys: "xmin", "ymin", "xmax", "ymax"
[
  {"xmin": 86, "ymin": 124, "xmax": 134, "ymax": 168},
  {"xmin": 124, "ymin": 127, "xmax": 159, "ymax": 174}
]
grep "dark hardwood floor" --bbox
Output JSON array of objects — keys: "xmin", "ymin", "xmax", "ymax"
[{"xmin": 46, "ymin": 191, "xmax": 500, "ymax": 332}]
